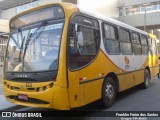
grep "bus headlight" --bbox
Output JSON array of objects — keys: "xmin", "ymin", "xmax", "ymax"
[{"xmin": 36, "ymin": 82, "xmax": 54, "ymax": 92}]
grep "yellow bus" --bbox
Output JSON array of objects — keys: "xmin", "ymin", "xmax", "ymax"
[
  {"xmin": 3, "ymin": 3, "xmax": 159, "ymax": 110},
  {"xmin": 148, "ymin": 34, "xmax": 160, "ymax": 78}
]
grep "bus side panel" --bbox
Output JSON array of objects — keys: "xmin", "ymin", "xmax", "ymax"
[
  {"xmin": 68, "ymin": 51, "xmax": 120, "ymax": 108},
  {"xmin": 84, "ymin": 79, "xmax": 103, "ymax": 105},
  {"xmin": 134, "ymin": 70, "xmax": 144, "ymax": 86},
  {"xmin": 149, "ymin": 37, "xmax": 159, "ymax": 78},
  {"xmin": 118, "ymin": 73, "xmax": 134, "ymax": 92},
  {"xmin": 118, "ymin": 69, "xmax": 144, "ymax": 92},
  {"xmin": 52, "ymin": 86, "xmax": 70, "ymax": 110},
  {"xmin": 153, "ymin": 54, "xmax": 159, "ymax": 76},
  {"xmin": 82, "ymin": 51, "xmax": 119, "ymax": 106},
  {"xmin": 67, "ymin": 71, "xmax": 85, "ymax": 107},
  {"xmin": 117, "ymin": 75, "xmax": 125, "ymax": 92},
  {"xmin": 149, "ymin": 55, "xmax": 159, "ymax": 78}
]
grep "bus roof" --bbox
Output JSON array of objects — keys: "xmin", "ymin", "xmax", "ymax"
[
  {"xmin": 78, "ymin": 5, "xmax": 148, "ymax": 36},
  {"xmin": 10, "ymin": 2, "xmax": 77, "ymax": 24}
]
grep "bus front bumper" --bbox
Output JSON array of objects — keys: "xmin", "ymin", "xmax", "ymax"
[{"xmin": 3, "ymin": 80, "xmax": 70, "ymax": 110}]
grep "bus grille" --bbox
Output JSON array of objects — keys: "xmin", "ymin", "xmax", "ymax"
[
  {"xmin": 7, "ymin": 95, "xmax": 49, "ymax": 104},
  {"xmin": 4, "ymin": 81, "xmax": 54, "ymax": 92}
]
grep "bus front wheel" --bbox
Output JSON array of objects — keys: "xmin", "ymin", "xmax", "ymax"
[{"xmin": 101, "ymin": 77, "xmax": 116, "ymax": 108}]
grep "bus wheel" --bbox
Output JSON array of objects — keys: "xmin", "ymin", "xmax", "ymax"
[
  {"xmin": 141, "ymin": 69, "xmax": 150, "ymax": 89},
  {"xmin": 101, "ymin": 77, "xmax": 116, "ymax": 108},
  {"xmin": 158, "ymin": 72, "xmax": 160, "ymax": 79}
]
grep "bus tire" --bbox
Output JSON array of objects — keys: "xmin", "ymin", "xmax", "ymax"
[
  {"xmin": 101, "ymin": 77, "xmax": 116, "ymax": 108},
  {"xmin": 158, "ymin": 72, "xmax": 160, "ymax": 79},
  {"xmin": 141, "ymin": 69, "xmax": 150, "ymax": 89}
]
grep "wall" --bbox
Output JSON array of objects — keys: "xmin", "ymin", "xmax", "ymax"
[
  {"xmin": 39, "ymin": 0, "xmax": 62, "ymax": 5},
  {"xmin": 118, "ymin": 0, "xmax": 160, "ymax": 7},
  {"xmin": 0, "ymin": 19, "xmax": 9, "ymax": 33},
  {"xmin": 0, "ymin": 0, "xmax": 119, "ymax": 20},
  {"xmin": 0, "ymin": 0, "xmax": 63, "ymax": 20},
  {"xmin": 118, "ymin": 11, "xmax": 160, "ymax": 29},
  {"xmin": 62, "ymin": 0, "xmax": 77, "ymax": 4},
  {"xmin": 0, "ymin": 7, "xmax": 16, "ymax": 20},
  {"xmin": 77, "ymin": 0, "xmax": 119, "ymax": 18}
]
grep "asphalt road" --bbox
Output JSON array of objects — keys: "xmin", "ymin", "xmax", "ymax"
[{"xmin": 1, "ymin": 78, "xmax": 160, "ymax": 120}]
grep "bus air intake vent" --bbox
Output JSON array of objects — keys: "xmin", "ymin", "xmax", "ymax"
[{"xmin": 7, "ymin": 95, "xmax": 49, "ymax": 104}]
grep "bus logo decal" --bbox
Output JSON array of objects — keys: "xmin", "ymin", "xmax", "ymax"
[
  {"xmin": 26, "ymin": 83, "xmax": 32, "ymax": 87},
  {"xmin": 21, "ymin": 84, "xmax": 25, "ymax": 89},
  {"xmin": 17, "ymin": 75, "xmax": 28, "ymax": 78},
  {"xmin": 124, "ymin": 56, "xmax": 129, "ymax": 65}
]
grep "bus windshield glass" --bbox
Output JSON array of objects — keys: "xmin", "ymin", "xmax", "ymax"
[{"xmin": 5, "ymin": 6, "xmax": 64, "ymax": 72}]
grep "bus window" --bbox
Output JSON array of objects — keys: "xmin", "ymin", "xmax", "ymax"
[
  {"xmin": 103, "ymin": 24, "xmax": 120, "ymax": 54},
  {"xmin": 132, "ymin": 32, "xmax": 142, "ymax": 55},
  {"xmin": 68, "ymin": 16, "xmax": 99, "ymax": 70},
  {"xmin": 141, "ymin": 35, "xmax": 149, "ymax": 55},
  {"xmin": 119, "ymin": 28, "xmax": 132, "ymax": 55}
]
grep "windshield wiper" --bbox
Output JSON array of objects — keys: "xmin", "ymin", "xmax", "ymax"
[
  {"xmin": 10, "ymin": 35, "xmax": 20, "ymax": 48},
  {"xmin": 18, "ymin": 28, "xmax": 32, "ymax": 62},
  {"xmin": 19, "ymin": 36, "xmax": 25, "ymax": 62},
  {"xmin": 22, "ymin": 21, "xmax": 48, "ymax": 70}
]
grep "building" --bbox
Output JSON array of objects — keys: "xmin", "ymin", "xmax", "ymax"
[
  {"xmin": 0, "ymin": 0, "xmax": 160, "ymax": 65},
  {"xmin": 117, "ymin": 0, "xmax": 160, "ymax": 39}
]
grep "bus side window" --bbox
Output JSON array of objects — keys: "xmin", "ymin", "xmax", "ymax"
[
  {"xmin": 141, "ymin": 35, "xmax": 149, "ymax": 55},
  {"xmin": 68, "ymin": 16, "xmax": 100, "ymax": 70},
  {"xmin": 119, "ymin": 28, "xmax": 132, "ymax": 55},
  {"xmin": 103, "ymin": 24, "xmax": 120, "ymax": 54},
  {"xmin": 132, "ymin": 32, "xmax": 142, "ymax": 55}
]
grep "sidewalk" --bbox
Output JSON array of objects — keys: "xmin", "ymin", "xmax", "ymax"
[
  {"xmin": 0, "ymin": 94, "xmax": 17, "ymax": 111},
  {"xmin": 0, "ymin": 67, "xmax": 17, "ymax": 111},
  {"xmin": 0, "ymin": 85, "xmax": 17, "ymax": 111}
]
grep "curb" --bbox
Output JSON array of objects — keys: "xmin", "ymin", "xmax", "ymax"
[{"xmin": 0, "ymin": 94, "xmax": 18, "ymax": 111}]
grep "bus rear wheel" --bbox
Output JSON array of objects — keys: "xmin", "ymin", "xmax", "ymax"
[
  {"xmin": 141, "ymin": 69, "xmax": 150, "ymax": 89},
  {"xmin": 101, "ymin": 77, "xmax": 116, "ymax": 108}
]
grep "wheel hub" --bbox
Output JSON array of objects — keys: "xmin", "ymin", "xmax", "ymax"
[{"xmin": 105, "ymin": 83, "xmax": 114, "ymax": 100}]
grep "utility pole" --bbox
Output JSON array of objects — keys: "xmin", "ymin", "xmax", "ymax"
[{"xmin": 144, "ymin": 8, "xmax": 146, "ymax": 31}]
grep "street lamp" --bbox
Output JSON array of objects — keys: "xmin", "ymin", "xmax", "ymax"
[{"xmin": 144, "ymin": 8, "xmax": 147, "ymax": 31}]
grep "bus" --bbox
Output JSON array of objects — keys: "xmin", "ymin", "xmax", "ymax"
[
  {"xmin": 148, "ymin": 34, "xmax": 160, "ymax": 78},
  {"xmin": 3, "ymin": 3, "xmax": 159, "ymax": 110},
  {"xmin": 149, "ymin": 34, "xmax": 160, "ymax": 78}
]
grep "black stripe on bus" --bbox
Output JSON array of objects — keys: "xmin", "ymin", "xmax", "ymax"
[
  {"xmin": 79, "ymin": 76, "xmax": 104, "ymax": 84},
  {"xmin": 117, "ymin": 66, "xmax": 159, "ymax": 76},
  {"xmin": 79, "ymin": 66, "xmax": 159, "ymax": 84},
  {"xmin": 117, "ymin": 69, "xmax": 144, "ymax": 76}
]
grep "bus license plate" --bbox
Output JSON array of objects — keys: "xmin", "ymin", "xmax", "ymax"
[{"xmin": 18, "ymin": 94, "xmax": 28, "ymax": 101}]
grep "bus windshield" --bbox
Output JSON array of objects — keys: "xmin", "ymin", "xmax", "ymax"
[{"xmin": 5, "ymin": 7, "xmax": 64, "ymax": 72}]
